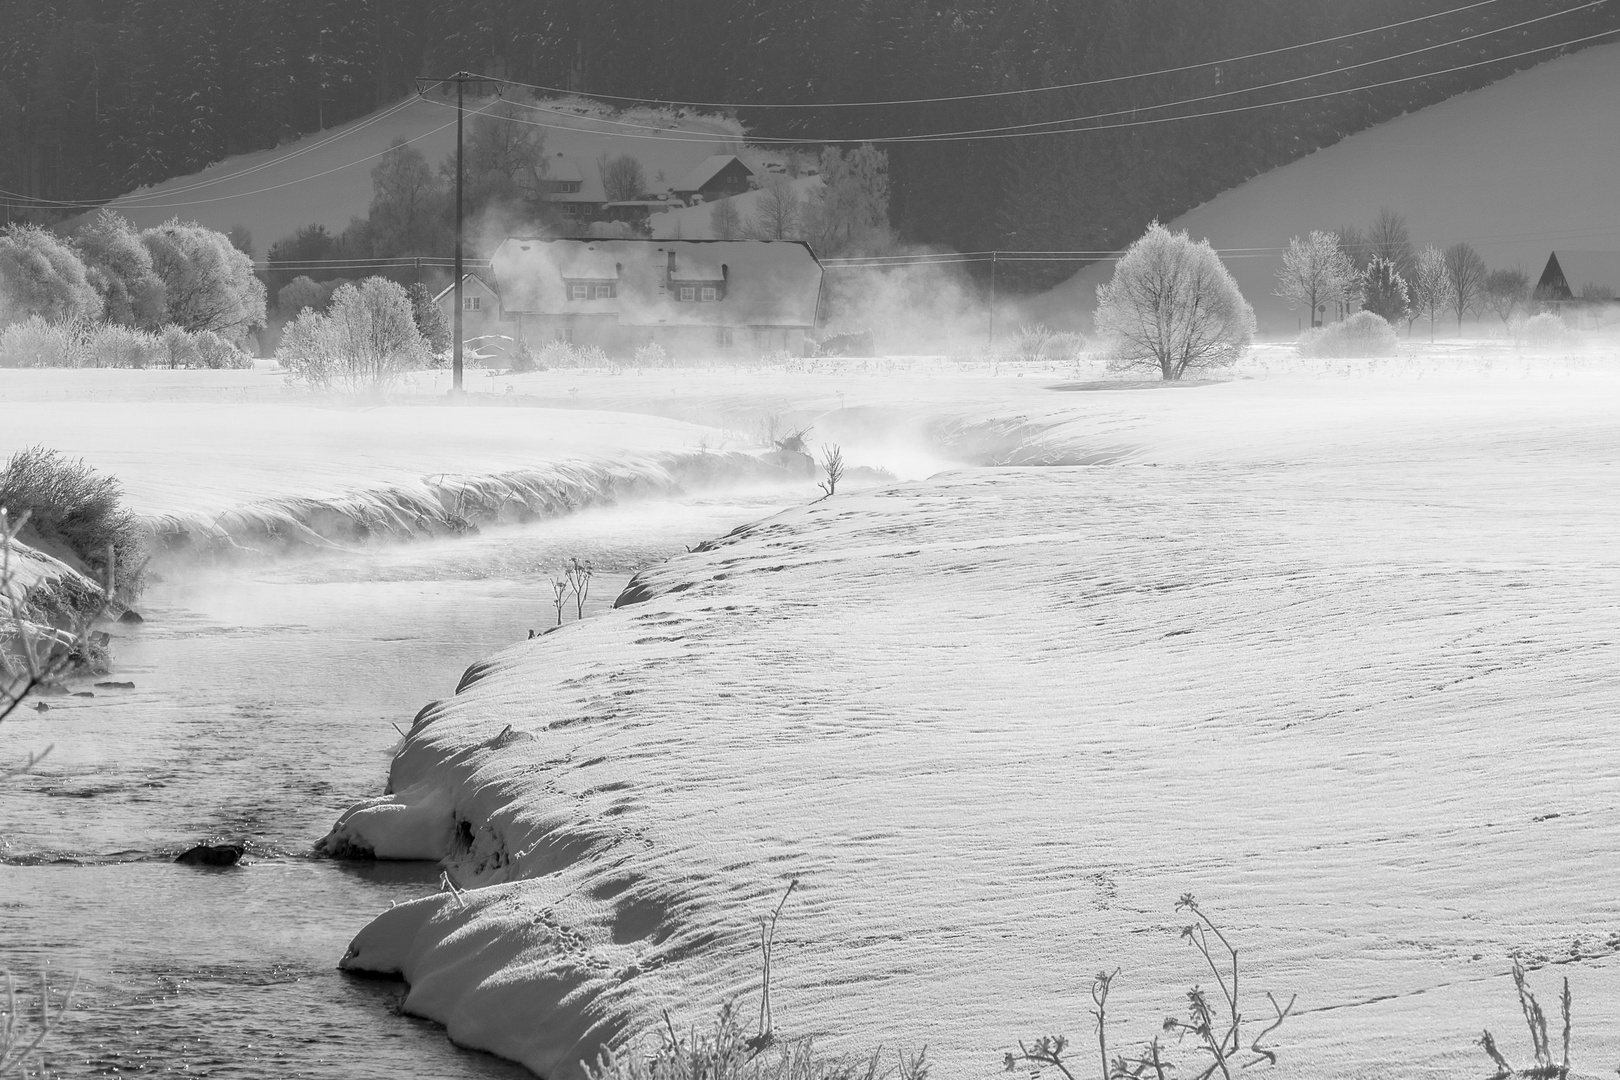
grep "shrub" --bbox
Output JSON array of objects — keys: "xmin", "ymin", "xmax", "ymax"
[
  {"xmin": 1009, "ymin": 324, "xmax": 1087, "ymax": 364},
  {"xmin": 191, "ymin": 329, "xmax": 251, "ymax": 369},
  {"xmin": 0, "ymin": 316, "xmax": 79, "ymax": 368},
  {"xmin": 633, "ymin": 341, "xmax": 668, "ymax": 368},
  {"xmin": 1295, "ymin": 311, "xmax": 1399, "ymax": 358},
  {"xmin": 275, "ymin": 277, "xmax": 429, "ymax": 395},
  {"xmin": 1509, "ymin": 312, "xmax": 1580, "ymax": 348},
  {"xmin": 0, "ymin": 446, "xmax": 144, "ymax": 599},
  {"xmin": 1096, "ymin": 223, "xmax": 1255, "ymax": 380},
  {"xmin": 161, "ymin": 324, "xmax": 200, "ymax": 368}
]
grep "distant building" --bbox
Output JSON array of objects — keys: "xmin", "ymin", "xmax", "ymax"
[
  {"xmin": 490, "ymin": 238, "xmax": 822, "ymax": 358},
  {"xmin": 540, "ymin": 154, "xmax": 607, "ymax": 225},
  {"xmin": 1534, "ymin": 251, "xmax": 1620, "ymax": 305},
  {"xmin": 673, "ymin": 155, "xmax": 755, "ymax": 205},
  {"xmin": 432, "ymin": 273, "xmax": 511, "ymax": 358}
]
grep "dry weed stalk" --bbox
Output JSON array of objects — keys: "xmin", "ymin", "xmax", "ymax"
[
  {"xmin": 567, "ymin": 557, "xmax": 595, "ymax": 619},
  {"xmin": 1006, "ymin": 895, "xmax": 1293, "ymax": 1080},
  {"xmin": 1479, "ymin": 958, "xmax": 1571, "ymax": 1079},
  {"xmin": 816, "ymin": 445, "xmax": 845, "ymax": 500},
  {"xmin": 0, "ymin": 970, "xmax": 80, "ymax": 1077}
]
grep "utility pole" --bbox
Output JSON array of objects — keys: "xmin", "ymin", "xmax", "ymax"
[
  {"xmin": 988, "ymin": 251, "xmax": 999, "ymax": 347},
  {"xmin": 415, "ymin": 71, "xmax": 499, "ymax": 396}
]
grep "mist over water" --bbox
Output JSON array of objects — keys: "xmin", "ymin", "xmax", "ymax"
[{"xmin": 0, "ymin": 491, "xmax": 795, "ymax": 1078}]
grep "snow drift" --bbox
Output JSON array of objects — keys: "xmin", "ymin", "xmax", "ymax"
[{"xmin": 324, "ymin": 373, "xmax": 1620, "ymax": 1079}]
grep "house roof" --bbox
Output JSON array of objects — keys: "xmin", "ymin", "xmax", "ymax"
[
  {"xmin": 674, "ymin": 155, "xmax": 753, "ymax": 194},
  {"xmin": 490, "ymin": 238, "xmax": 822, "ymax": 327},
  {"xmin": 431, "ymin": 273, "xmax": 497, "ymax": 305},
  {"xmin": 548, "ymin": 154, "xmax": 606, "ymax": 203},
  {"xmin": 1543, "ymin": 251, "xmax": 1620, "ymax": 298}
]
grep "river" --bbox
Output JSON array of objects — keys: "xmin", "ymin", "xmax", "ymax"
[{"xmin": 0, "ymin": 491, "xmax": 795, "ymax": 1078}]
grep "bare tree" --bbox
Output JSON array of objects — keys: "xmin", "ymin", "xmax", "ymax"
[
  {"xmin": 709, "ymin": 197, "xmax": 742, "ymax": 240},
  {"xmin": 1366, "ymin": 207, "xmax": 1415, "ymax": 279},
  {"xmin": 1443, "ymin": 242, "xmax": 1488, "ymax": 331},
  {"xmin": 1275, "ymin": 231, "xmax": 1359, "ymax": 329},
  {"xmin": 747, "ymin": 177, "xmax": 802, "ymax": 240},
  {"xmin": 1095, "ymin": 223, "xmax": 1256, "ymax": 381},
  {"xmin": 597, "ymin": 153, "xmax": 646, "ymax": 203},
  {"xmin": 1410, "ymin": 245, "xmax": 1453, "ymax": 343},
  {"xmin": 1335, "ymin": 225, "xmax": 1370, "ymax": 275},
  {"xmin": 1484, "ymin": 267, "xmax": 1531, "ymax": 325}
]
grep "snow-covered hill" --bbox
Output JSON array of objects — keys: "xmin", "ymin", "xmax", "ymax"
[
  {"xmin": 95, "ymin": 95, "xmax": 747, "ymax": 257},
  {"xmin": 1022, "ymin": 41, "xmax": 1620, "ymax": 335}
]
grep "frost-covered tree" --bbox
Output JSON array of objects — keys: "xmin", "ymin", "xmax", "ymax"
[
  {"xmin": 73, "ymin": 209, "xmax": 166, "ymax": 329},
  {"xmin": 1095, "ymin": 223, "xmax": 1256, "ymax": 382},
  {"xmin": 747, "ymin": 177, "xmax": 802, "ymax": 241},
  {"xmin": 802, "ymin": 143, "xmax": 894, "ymax": 258},
  {"xmin": 709, "ymin": 197, "xmax": 742, "ymax": 240},
  {"xmin": 1275, "ymin": 230, "xmax": 1359, "ymax": 328},
  {"xmin": 1484, "ymin": 267, "xmax": 1530, "ymax": 325},
  {"xmin": 1442, "ymin": 242, "xmax": 1488, "ymax": 332},
  {"xmin": 0, "ymin": 224, "xmax": 102, "ymax": 326},
  {"xmin": 1359, "ymin": 255, "xmax": 1411, "ymax": 325},
  {"xmin": 276, "ymin": 276, "xmax": 428, "ymax": 396},
  {"xmin": 1409, "ymin": 245, "xmax": 1453, "ymax": 342},
  {"xmin": 140, "ymin": 219, "xmax": 266, "ymax": 341}
]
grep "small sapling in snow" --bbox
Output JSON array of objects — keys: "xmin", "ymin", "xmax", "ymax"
[
  {"xmin": 817, "ymin": 444, "xmax": 845, "ymax": 500},
  {"xmin": 550, "ymin": 576, "xmax": 569, "ymax": 626}
]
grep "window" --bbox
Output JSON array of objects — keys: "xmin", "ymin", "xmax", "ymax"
[
  {"xmin": 679, "ymin": 286, "xmax": 695, "ymax": 301},
  {"xmin": 715, "ymin": 327, "xmax": 733, "ymax": 347},
  {"xmin": 570, "ymin": 284, "xmax": 588, "ymax": 300},
  {"xmin": 594, "ymin": 284, "xmax": 613, "ymax": 299},
  {"xmin": 462, "ymin": 296, "xmax": 481, "ymax": 311},
  {"xmin": 700, "ymin": 286, "xmax": 718, "ymax": 302}
]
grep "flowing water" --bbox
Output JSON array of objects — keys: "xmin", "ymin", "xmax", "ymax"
[{"xmin": 0, "ymin": 491, "xmax": 796, "ymax": 1078}]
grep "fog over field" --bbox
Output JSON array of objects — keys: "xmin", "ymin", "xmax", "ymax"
[{"xmin": 4, "ymin": 4, "xmax": 1619, "ymax": 1078}]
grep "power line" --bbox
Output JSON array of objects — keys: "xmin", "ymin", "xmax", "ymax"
[
  {"xmin": 484, "ymin": 0, "xmax": 1507, "ymax": 110},
  {"xmin": 448, "ymin": 23, "xmax": 1619, "ymax": 146}
]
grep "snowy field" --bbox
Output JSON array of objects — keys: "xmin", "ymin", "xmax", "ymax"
[{"xmin": 291, "ymin": 355, "xmax": 1620, "ymax": 1078}]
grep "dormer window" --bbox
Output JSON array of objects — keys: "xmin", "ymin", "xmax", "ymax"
[
  {"xmin": 679, "ymin": 286, "xmax": 695, "ymax": 302},
  {"xmin": 567, "ymin": 279, "xmax": 616, "ymax": 301},
  {"xmin": 462, "ymin": 296, "xmax": 481, "ymax": 311},
  {"xmin": 676, "ymin": 283, "xmax": 724, "ymax": 302}
]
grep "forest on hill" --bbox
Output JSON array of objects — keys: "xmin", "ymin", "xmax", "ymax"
[{"xmin": 2, "ymin": 0, "xmax": 1615, "ymax": 290}]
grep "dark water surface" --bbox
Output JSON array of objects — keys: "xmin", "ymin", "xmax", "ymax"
[{"xmin": 0, "ymin": 493, "xmax": 793, "ymax": 1078}]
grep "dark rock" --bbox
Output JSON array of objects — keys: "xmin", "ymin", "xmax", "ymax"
[
  {"xmin": 117, "ymin": 609, "xmax": 145, "ymax": 625},
  {"xmin": 94, "ymin": 681, "xmax": 135, "ymax": 689},
  {"xmin": 175, "ymin": 843, "xmax": 245, "ymax": 867},
  {"xmin": 72, "ymin": 692, "xmax": 94, "ymax": 698}
]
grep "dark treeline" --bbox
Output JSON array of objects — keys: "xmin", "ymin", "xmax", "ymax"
[{"xmin": 2, "ymin": 0, "xmax": 1614, "ymax": 289}]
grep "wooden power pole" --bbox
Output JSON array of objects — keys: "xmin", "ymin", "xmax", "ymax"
[{"xmin": 415, "ymin": 71, "xmax": 499, "ymax": 396}]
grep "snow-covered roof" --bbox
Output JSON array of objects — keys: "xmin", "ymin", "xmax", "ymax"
[
  {"xmin": 674, "ymin": 155, "xmax": 752, "ymax": 195},
  {"xmin": 547, "ymin": 155, "xmax": 605, "ymax": 203},
  {"xmin": 1544, "ymin": 251, "xmax": 1620, "ymax": 298},
  {"xmin": 431, "ymin": 273, "xmax": 497, "ymax": 305},
  {"xmin": 490, "ymin": 238, "xmax": 821, "ymax": 327}
]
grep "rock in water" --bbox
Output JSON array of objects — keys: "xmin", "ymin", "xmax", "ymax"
[
  {"xmin": 117, "ymin": 609, "xmax": 144, "ymax": 625},
  {"xmin": 175, "ymin": 843, "xmax": 245, "ymax": 867}
]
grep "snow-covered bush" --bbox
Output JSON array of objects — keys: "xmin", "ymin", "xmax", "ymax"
[
  {"xmin": 0, "ymin": 317, "xmax": 244, "ymax": 369},
  {"xmin": 1009, "ymin": 324, "xmax": 1087, "ymax": 364},
  {"xmin": 1296, "ymin": 311, "xmax": 1399, "ymax": 358},
  {"xmin": 161, "ymin": 324, "xmax": 200, "ymax": 368},
  {"xmin": 87, "ymin": 322, "xmax": 158, "ymax": 369},
  {"xmin": 275, "ymin": 277, "xmax": 429, "ymax": 395},
  {"xmin": 0, "ymin": 445, "xmax": 144, "ymax": 599},
  {"xmin": 633, "ymin": 341, "xmax": 668, "ymax": 368},
  {"xmin": 1509, "ymin": 312, "xmax": 1581, "ymax": 348},
  {"xmin": 0, "ymin": 316, "xmax": 80, "ymax": 368},
  {"xmin": 190, "ymin": 329, "xmax": 251, "ymax": 369}
]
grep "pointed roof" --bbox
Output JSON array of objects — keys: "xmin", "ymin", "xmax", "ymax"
[
  {"xmin": 675, "ymin": 155, "xmax": 753, "ymax": 194},
  {"xmin": 1541, "ymin": 251, "xmax": 1620, "ymax": 300}
]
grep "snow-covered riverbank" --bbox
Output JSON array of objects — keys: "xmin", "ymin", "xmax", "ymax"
[{"xmin": 320, "ymin": 370, "xmax": 1620, "ymax": 1079}]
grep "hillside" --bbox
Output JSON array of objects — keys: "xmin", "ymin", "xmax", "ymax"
[
  {"xmin": 1022, "ymin": 39, "xmax": 1620, "ymax": 336},
  {"xmin": 97, "ymin": 95, "xmax": 747, "ymax": 258}
]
